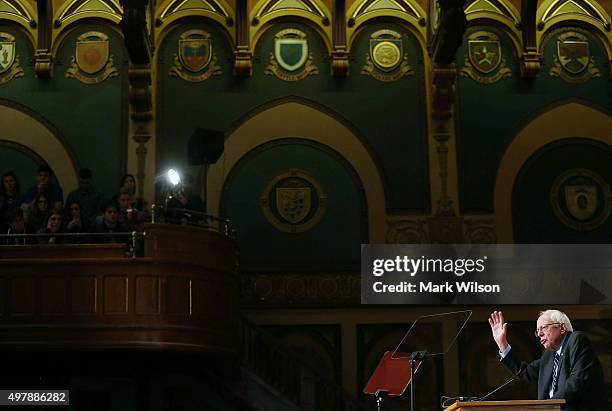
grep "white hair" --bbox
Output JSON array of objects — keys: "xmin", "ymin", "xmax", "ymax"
[{"xmin": 539, "ymin": 309, "xmax": 573, "ymax": 332}]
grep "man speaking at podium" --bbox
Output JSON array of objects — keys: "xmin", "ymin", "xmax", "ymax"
[{"xmin": 489, "ymin": 310, "xmax": 609, "ymax": 411}]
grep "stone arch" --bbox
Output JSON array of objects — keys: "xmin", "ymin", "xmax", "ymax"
[
  {"xmin": 494, "ymin": 102, "xmax": 612, "ymax": 243},
  {"xmin": 208, "ymin": 100, "xmax": 387, "ymax": 242},
  {"xmin": 0, "ymin": 102, "xmax": 78, "ymax": 191}
]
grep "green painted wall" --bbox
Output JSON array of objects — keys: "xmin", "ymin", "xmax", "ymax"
[
  {"xmin": 0, "ymin": 22, "xmax": 127, "ymax": 200},
  {"xmin": 456, "ymin": 25, "xmax": 612, "ymax": 213},
  {"xmin": 157, "ymin": 20, "xmax": 429, "ymax": 213},
  {"xmin": 0, "ymin": 142, "xmax": 42, "ymax": 191},
  {"xmin": 513, "ymin": 138, "xmax": 612, "ymax": 243},
  {"xmin": 222, "ymin": 139, "xmax": 366, "ymax": 269}
]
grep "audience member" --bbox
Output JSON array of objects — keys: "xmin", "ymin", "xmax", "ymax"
[
  {"xmin": 37, "ymin": 212, "xmax": 64, "ymax": 244},
  {"xmin": 4, "ymin": 208, "xmax": 33, "ymax": 245},
  {"xmin": 23, "ymin": 165, "xmax": 63, "ymax": 211},
  {"xmin": 89, "ymin": 201, "xmax": 128, "ymax": 243},
  {"xmin": 66, "ymin": 168, "xmax": 101, "ymax": 222},
  {"xmin": 0, "ymin": 171, "xmax": 23, "ymax": 230},
  {"xmin": 64, "ymin": 200, "xmax": 89, "ymax": 242},
  {"xmin": 26, "ymin": 193, "xmax": 51, "ymax": 232}
]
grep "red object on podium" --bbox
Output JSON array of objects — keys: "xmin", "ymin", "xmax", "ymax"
[{"xmin": 363, "ymin": 351, "xmax": 422, "ymax": 396}]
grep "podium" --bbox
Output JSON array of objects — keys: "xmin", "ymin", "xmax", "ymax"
[{"xmin": 444, "ymin": 400, "xmax": 565, "ymax": 411}]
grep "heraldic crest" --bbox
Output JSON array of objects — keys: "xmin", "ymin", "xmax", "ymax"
[
  {"xmin": 66, "ymin": 32, "xmax": 118, "ymax": 84},
  {"xmin": 361, "ymin": 30, "xmax": 414, "ymax": 82},
  {"xmin": 170, "ymin": 29, "xmax": 222, "ymax": 82},
  {"xmin": 0, "ymin": 32, "xmax": 24, "ymax": 85},
  {"xmin": 260, "ymin": 170, "xmax": 327, "ymax": 233},
  {"xmin": 549, "ymin": 31, "xmax": 600, "ymax": 84},
  {"xmin": 460, "ymin": 31, "xmax": 512, "ymax": 84},
  {"xmin": 265, "ymin": 29, "xmax": 319, "ymax": 81}
]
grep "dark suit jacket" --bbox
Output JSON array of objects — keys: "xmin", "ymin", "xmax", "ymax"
[{"xmin": 502, "ymin": 331, "xmax": 609, "ymax": 411}]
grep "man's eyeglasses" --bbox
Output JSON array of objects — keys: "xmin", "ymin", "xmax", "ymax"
[{"xmin": 534, "ymin": 323, "xmax": 560, "ymax": 337}]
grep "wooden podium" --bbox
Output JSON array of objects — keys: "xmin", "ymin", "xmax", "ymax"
[{"xmin": 445, "ymin": 400, "xmax": 565, "ymax": 411}]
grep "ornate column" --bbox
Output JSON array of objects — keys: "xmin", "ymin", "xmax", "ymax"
[{"xmin": 331, "ymin": 0, "xmax": 349, "ymax": 77}]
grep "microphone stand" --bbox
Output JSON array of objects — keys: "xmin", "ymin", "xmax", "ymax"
[{"xmin": 410, "ymin": 351, "xmax": 427, "ymax": 411}]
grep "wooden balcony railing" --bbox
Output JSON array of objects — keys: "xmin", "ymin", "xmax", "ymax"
[{"xmin": 0, "ymin": 223, "xmax": 240, "ymax": 358}]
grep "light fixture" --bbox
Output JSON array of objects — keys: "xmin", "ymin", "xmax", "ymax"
[{"xmin": 167, "ymin": 169, "xmax": 180, "ymax": 186}]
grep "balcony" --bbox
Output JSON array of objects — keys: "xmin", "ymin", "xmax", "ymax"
[{"xmin": 0, "ymin": 223, "xmax": 239, "ymax": 358}]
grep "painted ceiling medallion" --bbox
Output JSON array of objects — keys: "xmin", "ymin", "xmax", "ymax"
[
  {"xmin": 264, "ymin": 29, "xmax": 318, "ymax": 81},
  {"xmin": 361, "ymin": 30, "xmax": 413, "ymax": 82},
  {"xmin": 65, "ymin": 32, "xmax": 118, "ymax": 84},
  {"xmin": 460, "ymin": 31, "xmax": 511, "ymax": 84},
  {"xmin": 169, "ymin": 29, "xmax": 222, "ymax": 82}
]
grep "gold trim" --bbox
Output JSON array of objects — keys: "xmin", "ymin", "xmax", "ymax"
[
  {"xmin": 0, "ymin": 55, "xmax": 24, "ymax": 85},
  {"xmin": 169, "ymin": 54, "xmax": 222, "ymax": 81},
  {"xmin": 548, "ymin": 31, "xmax": 600, "ymax": 84},
  {"xmin": 65, "ymin": 32, "xmax": 119, "ymax": 84},
  {"xmin": 260, "ymin": 169, "xmax": 327, "ymax": 234}
]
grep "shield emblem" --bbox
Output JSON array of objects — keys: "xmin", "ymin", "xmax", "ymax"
[
  {"xmin": 558, "ymin": 39, "xmax": 589, "ymax": 74},
  {"xmin": 275, "ymin": 38, "xmax": 307, "ymax": 72},
  {"xmin": 179, "ymin": 38, "xmax": 211, "ymax": 72},
  {"xmin": 565, "ymin": 185, "xmax": 597, "ymax": 221},
  {"xmin": 76, "ymin": 39, "xmax": 109, "ymax": 74},
  {"xmin": 468, "ymin": 40, "xmax": 501, "ymax": 74},
  {"xmin": 0, "ymin": 41, "xmax": 15, "ymax": 74},
  {"xmin": 276, "ymin": 187, "xmax": 311, "ymax": 223},
  {"xmin": 370, "ymin": 39, "xmax": 402, "ymax": 72}
]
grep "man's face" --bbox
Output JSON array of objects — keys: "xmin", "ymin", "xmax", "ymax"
[
  {"xmin": 118, "ymin": 194, "xmax": 131, "ymax": 211},
  {"xmin": 104, "ymin": 208, "xmax": 119, "ymax": 224},
  {"xmin": 79, "ymin": 177, "xmax": 92, "ymax": 190},
  {"xmin": 36, "ymin": 171, "xmax": 50, "ymax": 186},
  {"xmin": 3, "ymin": 175, "xmax": 16, "ymax": 191},
  {"xmin": 536, "ymin": 315, "xmax": 566, "ymax": 351},
  {"xmin": 11, "ymin": 216, "xmax": 25, "ymax": 232}
]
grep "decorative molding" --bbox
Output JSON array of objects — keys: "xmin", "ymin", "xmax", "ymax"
[
  {"xmin": 54, "ymin": 0, "xmax": 122, "ymax": 27},
  {"xmin": 350, "ymin": 0, "xmax": 422, "ymax": 22},
  {"xmin": 539, "ymin": 0, "xmax": 611, "ymax": 30},
  {"xmin": 331, "ymin": 47, "xmax": 349, "ymax": 77},
  {"xmin": 464, "ymin": 217, "xmax": 496, "ymax": 243},
  {"xmin": 0, "ymin": 0, "xmax": 35, "ymax": 26},
  {"xmin": 386, "ymin": 218, "xmax": 427, "ymax": 243},
  {"xmin": 234, "ymin": 46, "xmax": 253, "ymax": 76},
  {"xmin": 464, "ymin": 0, "xmax": 519, "ymax": 24},
  {"xmin": 241, "ymin": 272, "xmax": 360, "ymax": 306},
  {"xmin": 253, "ymin": 0, "xmax": 326, "ymax": 23},
  {"xmin": 157, "ymin": 0, "xmax": 231, "ymax": 24}
]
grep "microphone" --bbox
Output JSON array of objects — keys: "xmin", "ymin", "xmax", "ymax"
[
  {"xmin": 478, "ymin": 364, "xmax": 527, "ymax": 401},
  {"xmin": 439, "ymin": 364, "xmax": 527, "ymax": 408}
]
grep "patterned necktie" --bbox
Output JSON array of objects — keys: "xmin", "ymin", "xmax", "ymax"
[{"xmin": 551, "ymin": 353, "xmax": 560, "ymax": 394}]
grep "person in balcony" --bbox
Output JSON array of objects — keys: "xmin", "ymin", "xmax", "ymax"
[
  {"xmin": 120, "ymin": 173, "xmax": 148, "ymax": 213},
  {"xmin": 23, "ymin": 165, "xmax": 63, "ymax": 212},
  {"xmin": 26, "ymin": 193, "xmax": 51, "ymax": 233},
  {"xmin": 116, "ymin": 188, "xmax": 145, "ymax": 231},
  {"xmin": 89, "ymin": 201, "xmax": 129, "ymax": 244},
  {"xmin": 64, "ymin": 200, "xmax": 90, "ymax": 243},
  {"xmin": 0, "ymin": 171, "xmax": 23, "ymax": 231},
  {"xmin": 37, "ymin": 212, "xmax": 64, "ymax": 244},
  {"xmin": 4, "ymin": 208, "xmax": 33, "ymax": 245},
  {"xmin": 166, "ymin": 174, "xmax": 205, "ymax": 225},
  {"xmin": 65, "ymin": 168, "xmax": 101, "ymax": 223}
]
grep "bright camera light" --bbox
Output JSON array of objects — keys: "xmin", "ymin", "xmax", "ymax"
[{"xmin": 167, "ymin": 169, "xmax": 180, "ymax": 186}]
